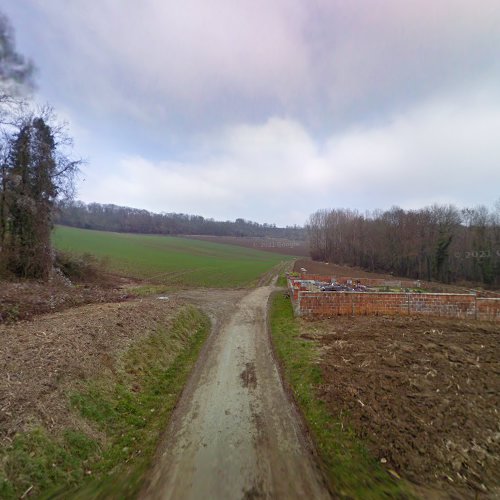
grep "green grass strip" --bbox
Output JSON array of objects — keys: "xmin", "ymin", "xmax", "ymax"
[
  {"xmin": 0, "ymin": 305, "xmax": 210, "ymax": 499},
  {"xmin": 276, "ymin": 273, "xmax": 288, "ymax": 288},
  {"xmin": 269, "ymin": 292, "xmax": 414, "ymax": 499}
]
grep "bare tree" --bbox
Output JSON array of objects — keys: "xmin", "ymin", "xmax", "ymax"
[{"xmin": 307, "ymin": 204, "xmax": 499, "ymax": 286}]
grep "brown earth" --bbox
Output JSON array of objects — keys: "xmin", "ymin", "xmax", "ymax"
[
  {"xmin": 0, "ymin": 276, "xmax": 136, "ymax": 324},
  {"xmin": 293, "ymin": 259, "xmax": 487, "ymax": 294},
  {"xmin": 294, "ymin": 258, "xmax": 395, "ymax": 279},
  {"xmin": 300, "ymin": 314, "xmax": 500, "ymax": 498},
  {"xmin": 3, "ymin": 254, "xmax": 498, "ymax": 499},
  {"xmin": 0, "ymin": 296, "xmax": 183, "ymax": 445},
  {"xmin": 1, "ymin": 280, "xmax": 331, "ymax": 499},
  {"xmin": 183, "ymin": 235, "xmax": 310, "ymax": 257},
  {"xmin": 0, "ymin": 287, "xmax": 246, "ymax": 450}
]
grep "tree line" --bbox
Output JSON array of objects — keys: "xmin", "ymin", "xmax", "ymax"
[
  {"xmin": 307, "ymin": 204, "xmax": 500, "ymax": 286},
  {"xmin": 0, "ymin": 11, "xmax": 80, "ymax": 279},
  {"xmin": 56, "ymin": 200, "xmax": 306, "ymax": 240}
]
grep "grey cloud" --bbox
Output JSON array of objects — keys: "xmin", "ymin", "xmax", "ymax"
[
  {"xmin": 78, "ymin": 84, "xmax": 500, "ymax": 225},
  {"xmin": 7, "ymin": 0, "xmax": 500, "ymax": 135},
  {"xmin": 3, "ymin": 0, "xmax": 499, "ymax": 224}
]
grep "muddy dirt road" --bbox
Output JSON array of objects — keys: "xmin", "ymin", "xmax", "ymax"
[{"xmin": 141, "ymin": 285, "xmax": 330, "ymax": 500}]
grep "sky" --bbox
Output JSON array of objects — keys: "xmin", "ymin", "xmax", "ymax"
[{"xmin": 3, "ymin": 0, "xmax": 500, "ymax": 226}]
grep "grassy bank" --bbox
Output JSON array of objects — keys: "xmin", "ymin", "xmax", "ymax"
[
  {"xmin": 269, "ymin": 293, "xmax": 412, "ymax": 499},
  {"xmin": 53, "ymin": 225, "xmax": 292, "ymax": 288},
  {"xmin": 0, "ymin": 305, "xmax": 210, "ymax": 499},
  {"xmin": 276, "ymin": 273, "xmax": 288, "ymax": 288}
]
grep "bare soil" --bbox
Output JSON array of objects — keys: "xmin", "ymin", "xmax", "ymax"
[
  {"xmin": 0, "ymin": 286, "xmax": 248, "ymax": 448},
  {"xmin": 3, "ymin": 255, "xmax": 497, "ymax": 499},
  {"xmin": 294, "ymin": 258, "xmax": 399, "ymax": 279},
  {"xmin": 0, "ymin": 296, "xmax": 185, "ymax": 445},
  {"xmin": 302, "ymin": 314, "xmax": 500, "ymax": 498},
  {"xmin": 0, "ymin": 276, "xmax": 136, "ymax": 324},
  {"xmin": 293, "ymin": 259, "xmax": 485, "ymax": 294}
]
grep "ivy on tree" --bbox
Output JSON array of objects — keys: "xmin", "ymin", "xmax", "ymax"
[{"xmin": 0, "ymin": 10, "xmax": 81, "ymax": 279}]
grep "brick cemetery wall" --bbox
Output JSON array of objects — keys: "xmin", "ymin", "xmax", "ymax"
[
  {"xmin": 287, "ymin": 275, "xmax": 499, "ymax": 321},
  {"xmin": 476, "ymin": 298, "xmax": 500, "ymax": 321}
]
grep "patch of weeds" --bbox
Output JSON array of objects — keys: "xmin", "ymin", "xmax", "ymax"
[
  {"xmin": 0, "ymin": 304, "xmax": 19, "ymax": 323},
  {"xmin": 0, "ymin": 428, "xmax": 99, "ymax": 499},
  {"xmin": 269, "ymin": 293, "xmax": 413, "ymax": 499},
  {"xmin": 0, "ymin": 305, "xmax": 210, "ymax": 499},
  {"xmin": 66, "ymin": 305, "xmax": 210, "ymax": 498},
  {"xmin": 276, "ymin": 273, "xmax": 288, "ymax": 288},
  {"xmin": 55, "ymin": 251, "xmax": 108, "ymax": 283}
]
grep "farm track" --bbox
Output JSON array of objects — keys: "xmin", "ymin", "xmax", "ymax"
[{"xmin": 141, "ymin": 284, "xmax": 330, "ymax": 500}]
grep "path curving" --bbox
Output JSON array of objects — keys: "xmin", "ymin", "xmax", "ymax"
[{"xmin": 141, "ymin": 285, "xmax": 330, "ymax": 499}]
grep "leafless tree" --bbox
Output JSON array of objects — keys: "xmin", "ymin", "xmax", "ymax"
[{"xmin": 307, "ymin": 204, "xmax": 499, "ymax": 286}]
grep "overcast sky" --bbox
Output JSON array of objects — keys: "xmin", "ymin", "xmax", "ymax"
[{"xmin": 4, "ymin": 0, "xmax": 500, "ymax": 225}]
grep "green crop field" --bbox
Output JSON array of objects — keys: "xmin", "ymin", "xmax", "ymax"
[{"xmin": 53, "ymin": 226, "xmax": 293, "ymax": 288}]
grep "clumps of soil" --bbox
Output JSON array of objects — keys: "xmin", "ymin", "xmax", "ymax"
[
  {"xmin": 0, "ymin": 276, "xmax": 136, "ymax": 324},
  {"xmin": 307, "ymin": 315, "xmax": 500, "ymax": 497},
  {"xmin": 0, "ymin": 297, "xmax": 182, "ymax": 446}
]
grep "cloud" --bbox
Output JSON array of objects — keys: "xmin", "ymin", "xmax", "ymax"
[
  {"xmin": 79, "ymin": 82, "xmax": 500, "ymax": 225},
  {"xmin": 308, "ymin": 0, "xmax": 500, "ymax": 121},
  {"xmin": 19, "ymin": 0, "xmax": 310, "ymax": 127},
  {"xmin": 8, "ymin": 0, "xmax": 500, "ymax": 132},
  {"xmin": 4, "ymin": 1, "xmax": 500, "ymax": 224}
]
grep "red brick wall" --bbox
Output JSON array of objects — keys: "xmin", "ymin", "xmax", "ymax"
[
  {"xmin": 288, "ymin": 274, "xmax": 499, "ymax": 321},
  {"xmin": 477, "ymin": 298, "xmax": 500, "ymax": 321},
  {"xmin": 296, "ymin": 292, "xmax": 481, "ymax": 320}
]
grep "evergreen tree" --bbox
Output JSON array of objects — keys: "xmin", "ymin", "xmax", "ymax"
[{"xmin": 2, "ymin": 114, "xmax": 79, "ymax": 278}]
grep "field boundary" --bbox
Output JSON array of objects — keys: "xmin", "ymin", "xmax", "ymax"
[
  {"xmin": 268, "ymin": 292, "xmax": 412, "ymax": 497},
  {"xmin": 289, "ymin": 274, "xmax": 500, "ymax": 321}
]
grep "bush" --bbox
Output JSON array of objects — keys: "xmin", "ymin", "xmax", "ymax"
[{"xmin": 55, "ymin": 251, "xmax": 107, "ymax": 283}]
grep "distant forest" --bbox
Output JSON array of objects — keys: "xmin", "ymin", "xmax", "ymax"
[
  {"xmin": 57, "ymin": 200, "xmax": 500, "ymax": 287},
  {"xmin": 56, "ymin": 200, "xmax": 307, "ymax": 240},
  {"xmin": 308, "ymin": 204, "xmax": 500, "ymax": 286}
]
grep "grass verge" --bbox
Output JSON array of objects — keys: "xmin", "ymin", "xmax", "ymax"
[
  {"xmin": 276, "ymin": 273, "xmax": 288, "ymax": 288},
  {"xmin": 269, "ymin": 292, "xmax": 413, "ymax": 499},
  {"xmin": 0, "ymin": 305, "xmax": 210, "ymax": 499}
]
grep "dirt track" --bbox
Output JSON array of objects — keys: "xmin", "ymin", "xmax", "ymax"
[{"xmin": 141, "ymin": 285, "xmax": 330, "ymax": 499}]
